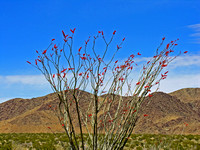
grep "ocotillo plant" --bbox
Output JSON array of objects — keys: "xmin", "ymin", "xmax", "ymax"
[{"xmin": 27, "ymin": 29, "xmax": 187, "ymax": 150}]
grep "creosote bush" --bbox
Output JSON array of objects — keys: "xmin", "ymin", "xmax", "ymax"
[{"xmin": 27, "ymin": 29, "xmax": 188, "ymax": 150}]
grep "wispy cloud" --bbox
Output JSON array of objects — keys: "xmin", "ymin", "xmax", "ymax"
[
  {"xmin": 188, "ymin": 23, "xmax": 200, "ymax": 44},
  {"xmin": 169, "ymin": 55, "xmax": 200, "ymax": 68},
  {"xmin": 0, "ymin": 75, "xmax": 48, "ymax": 85},
  {"xmin": 188, "ymin": 23, "xmax": 200, "ymax": 32},
  {"xmin": 158, "ymin": 74, "xmax": 200, "ymax": 93}
]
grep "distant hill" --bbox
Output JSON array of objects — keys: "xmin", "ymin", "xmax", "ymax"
[
  {"xmin": 169, "ymin": 88, "xmax": 200, "ymax": 117},
  {"xmin": 169, "ymin": 88, "xmax": 200, "ymax": 103},
  {"xmin": 0, "ymin": 88, "xmax": 199, "ymax": 134}
]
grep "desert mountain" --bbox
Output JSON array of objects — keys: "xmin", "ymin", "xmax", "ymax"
[
  {"xmin": 169, "ymin": 88, "xmax": 200, "ymax": 102},
  {"xmin": 0, "ymin": 88, "xmax": 199, "ymax": 134},
  {"xmin": 169, "ymin": 88, "xmax": 200, "ymax": 115}
]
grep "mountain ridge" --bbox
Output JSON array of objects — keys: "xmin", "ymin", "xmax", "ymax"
[{"xmin": 0, "ymin": 88, "xmax": 199, "ymax": 134}]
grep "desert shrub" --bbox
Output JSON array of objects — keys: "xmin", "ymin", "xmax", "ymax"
[
  {"xmin": 136, "ymin": 146, "xmax": 143, "ymax": 150},
  {"xmin": 0, "ymin": 141, "xmax": 12, "ymax": 150}
]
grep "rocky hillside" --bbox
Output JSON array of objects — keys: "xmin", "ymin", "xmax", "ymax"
[{"xmin": 0, "ymin": 88, "xmax": 199, "ymax": 134}]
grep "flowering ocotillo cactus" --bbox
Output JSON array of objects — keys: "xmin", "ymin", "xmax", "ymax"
[{"xmin": 27, "ymin": 29, "xmax": 186, "ymax": 150}]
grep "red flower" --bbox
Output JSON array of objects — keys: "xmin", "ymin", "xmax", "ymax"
[
  {"xmin": 132, "ymin": 110, "xmax": 137, "ymax": 114},
  {"xmin": 86, "ymin": 74, "xmax": 89, "ymax": 79},
  {"xmin": 130, "ymin": 54, "xmax": 135, "ymax": 58},
  {"xmin": 27, "ymin": 61, "xmax": 31, "ymax": 64},
  {"xmin": 144, "ymin": 114, "xmax": 148, "ymax": 117},
  {"xmin": 53, "ymin": 74, "xmax": 55, "ymax": 78},
  {"xmin": 42, "ymin": 50, "xmax": 47, "ymax": 54},
  {"xmin": 47, "ymin": 127, "xmax": 51, "ymax": 129},
  {"xmin": 147, "ymin": 61, "xmax": 150, "ymax": 64},
  {"xmin": 119, "ymin": 77, "xmax": 124, "ymax": 82},
  {"xmin": 78, "ymin": 47, "xmax": 82, "ymax": 52},
  {"xmin": 88, "ymin": 114, "xmax": 92, "ymax": 117},
  {"xmin": 115, "ymin": 66, "xmax": 119, "ymax": 70},
  {"xmin": 79, "ymin": 73, "xmax": 82, "ymax": 76},
  {"xmin": 54, "ymin": 44, "xmax": 58, "ymax": 49},
  {"xmin": 184, "ymin": 51, "xmax": 188, "ymax": 54},
  {"xmin": 166, "ymin": 43, "xmax": 170, "ymax": 49},
  {"xmin": 117, "ymin": 45, "xmax": 122, "ymax": 49},
  {"xmin": 162, "ymin": 37, "xmax": 165, "ymax": 40},
  {"xmin": 137, "ymin": 52, "xmax": 141, "ymax": 55},
  {"xmin": 164, "ymin": 71, "xmax": 169, "ymax": 74},
  {"xmin": 52, "ymin": 39, "xmax": 55, "ymax": 41},
  {"xmin": 62, "ymin": 124, "xmax": 64, "ymax": 127},
  {"xmin": 165, "ymin": 51, "xmax": 170, "ymax": 56},
  {"xmin": 36, "ymin": 50, "xmax": 38, "ymax": 53},
  {"xmin": 122, "ymin": 37, "xmax": 125, "ymax": 41},
  {"xmin": 144, "ymin": 85, "xmax": 149, "ymax": 88},
  {"xmin": 115, "ymin": 60, "xmax": 118, "ymax": 63},
  {"xmin": 113, "ymin": 30, "xmax": 116, "ymax": 35},
  {"xmin": 70, "ymin": 28, "xmax": 76, "ymax": 34},
  {"xmin": 37, "ymin": 59, "xmax": 41, "ymax": 62},
  {"xmin": 81, "ymin": 57, "xmax": 87, "ymax": 60},
  {"xmin": 63, "ymin": 73, "xmax": 66, "ymax": 78},
  {"xmin": 153, "ymin": 55, "xmax": 157, "ymax": 58},
  {"xmin": 62, "ymin": 30, "xmax": 66, "ymax": 38},
  {"xmin": 136, "ymin": 81, "xmax": 140, "ymax": 85},
  {"xmin": 98, "ymin": 31, "xmax": 101, "ymax": 33},
  {"xmin": 61, "ymin": 68, "xmax": 67, "ymax": 73},
  {"xmin": 162, "ymin": 64, "xmax": 167, "ymax": 67},
  {"xmin": 148, "ymin": 93, "xmax": 153, "ymax": 97},
  {"xmin": 161, "ymin": 74, "xmax": 167, "ymax": 78},
  {"xmin": 85, "ymin": 39, "xmax": 89, "ymax": 45},
  {"xmin": 35, "ymin": 59, "xmax": 37, "ymax": 65},
  {"xmin": 68, "ymin": 68, "xmax": 74, "ymax": 70}
]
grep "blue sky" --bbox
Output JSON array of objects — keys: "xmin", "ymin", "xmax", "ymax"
[{"xmin": 0, "ymin": 0, "xmax": 200, "ymax": 103}]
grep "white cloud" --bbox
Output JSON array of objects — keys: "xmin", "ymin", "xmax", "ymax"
[
  {"xmin": 169, "ymin": 55, "xmax": 200, "ymax": 68},
  {"xmin": 190, "ymin": 33, "xmax": 200, "ymax": 37},
  {"xmin": 188, "ymin": 23, "xmax": 200, "ymax": 44},
  {"xmin": 188, "ymin": 23, "xmax": 200, "ymax": 32},
  {"xmin": 158, "ymin": 74, "xmax": 200, "ymax": 93},
  {"xmin": 1, "ymin": 75, "xmax": 48, "ymax": 85}
]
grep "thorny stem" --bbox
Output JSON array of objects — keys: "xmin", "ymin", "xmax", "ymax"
[{"xmin": 28, "ymin": 30, "xmax": 181, "ymax": 150}]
